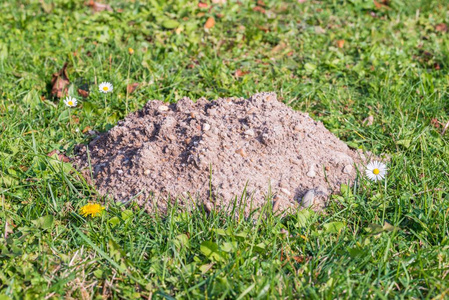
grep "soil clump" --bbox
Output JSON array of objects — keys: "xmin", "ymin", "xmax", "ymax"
[{"xmin": 75, "ymin": 92, "xmax": 365, "ymax": 215}]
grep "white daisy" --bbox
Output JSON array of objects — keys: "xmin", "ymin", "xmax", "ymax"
[
  {"xmin": 365, "ymin": 161, "xmax": 387, "ymax": 182},
  {"xmin": 99, "ymin": 82, "xmax": 113, "ymax": 93},
  {"xmin": 63, "ymin": 96, "xmax": 77, "ymax": 107}
]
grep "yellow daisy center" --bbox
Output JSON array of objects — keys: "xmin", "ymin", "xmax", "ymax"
[
  {"xmin": 68, "ymin": 101, "xmax": 73, "ymax": 105},
  {"xmin": 373, "ymin": 168, "xmax": 380, "ymax": 175},
  {"xmin": 103, "ymin": 86, "xmax": 109, "ymax": 91}
]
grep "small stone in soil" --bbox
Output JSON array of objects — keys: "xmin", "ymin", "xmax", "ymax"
[
  {"xmin": 235, "ymin": 148, "xmax": 247, "ymax": 157},
  {"xmin": 301, "ymin": 190, "xmax": 315, "ymax": 208}
]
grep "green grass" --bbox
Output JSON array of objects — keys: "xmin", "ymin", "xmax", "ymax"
[{"xmin": 1, "ymin": 0, "xmax": 449, "ymax": 298}]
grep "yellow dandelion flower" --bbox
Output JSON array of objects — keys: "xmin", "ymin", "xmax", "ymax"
[
  {"xmin": 128, "ymin": 47, "xmax": 134, "ymax": 55},
  {"xmin": 80, "ymin": 203, "xmax": 105, "ymax": 217}
]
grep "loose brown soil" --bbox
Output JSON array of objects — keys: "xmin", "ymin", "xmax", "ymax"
[{"xmin": 75, "ymin": 92, "xmax": 366, "ymax": 215}]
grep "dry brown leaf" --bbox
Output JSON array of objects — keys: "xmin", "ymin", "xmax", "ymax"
[
  {"xmin": 442, "ymin": 120, "xmax": 449, "ymax": 136},
  {"xmin": 315, "ymin": 26, "xmax": 326, "ymax": 34},
  {"xmin": 71, "ymin": 115, "xmax": 80, "ymax": 124},
  {"xmin": 362, "ymin": 115, "xmax": 374, "ymax": 126},
  {"xmin": 82, "ymin": 126, "xmax": 92, "ymax": 133},
  {"xmin": 374, "ymin": 0, "xmax": 390, "ymax": 9},
  {"xmin": 336, "ymin": 39, "xmax": 345, "ymax": 48},
  {"xmin": 271, "ymin": 42, "xmax": 286, "ymax": 53},
  {"xmin": 51, "ymin": 62, "xmax": 70, "ymax": 99},
  {"xmin": 39, "ymin": 0, "xmax": 54, "ymax": 13},
  {"xmin": 292, "ymin": 256, "xmax": 305, "ymax": 263},
  {"xmin": 253, "ymin": 6, "xmax": 266, "ymax": 13},
  {"xmin": 435, "ymin": 23, "xmax": 448, "ymax": 33},
  {"xmin": 86, "ymin": 0, "xmax": 112, "ymax": 13},
  {"xmin": 198, "ymin": 2, "xmax": 208, "ymax": 8},
  {"xmin": 78, "ymin": 88, "xmax": 89, "ymax": 98},
  {"xmin": 257, "ymin": 25, "xmax": 269, "ymax": 32},
  {"xmin": 47, "ymin": 150, "xmax": 70, "ymax": 163},
  {"xmin": 257, "ymin": 0, "xmax": 266, "ymax": 6},
  {"xmin": 211, "ymin": 0, "xmax": 226, "ymax": 3},
  {"xmin": 4, "ymin": 220, "xmax": 13, "ymax": 239},
  {"xmin": 127, "ymin": 83, "xmax": 140, "ymax": 94},
  {"xmin": 430, "ymin": 118, "xmax": 441, "ymax": 129},
  {"xmin": 204, "ymin": 17, "xmax": 215, "ymax": 29},
  {"xmin": 235, "ymin": 69, "xmax": 250, "ymax": 77}
]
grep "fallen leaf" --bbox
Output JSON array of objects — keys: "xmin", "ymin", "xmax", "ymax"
[
  {"xmin": 47, "ymin": 150, "xmax": 70, "ymax": 163},
  {"xmin": 442, "ymin": 120, "xmax": 449, "ymax": 136},
  {"xmin": 292, "ymin": 255, "xmax": 305, "ymax": 263},
  {"xmin": 336, "ymin": 39, "xmax": 345, "ymax": 48},
  {"xmin": 253, "ymin": 6, "xmax": 266, "ymax": 13},
  {"xmin": 431, "ymin": 118, "xmax": 441, "ymax": 129},
  {"xmin": 198, "ymin": 2, "xmax": 208, "ymax": 8},
  {"xmin": 86, "ymin": 0, "xmax": 112, "ymax": 12},
  {"xmin": 374, "ymin": 0, "xmax": 390, "ymax": 9},
  {"xmin": 39, "ymin": 0, "xmax": 53, "ymax": 13},
  {"xmin": 212, "ymin": 0, "xmax": 226, "ymax": 3},
  {"xmin": 271, "ymin": 42, "xmax": 287, "ymax": 53},
  {"xmin": 78, "ymin": 88, "xmax": 89, "ymax": 98},
  {"xmin": 71, "ymin": 115, "xmax": 80, "ymax": 124},
  {"xmin": 257, "ymin": 0, "xmax": 266, "ymax": 6},
  {"xmin": 127, "ymin": 83, "xmax": 140, "ymax": 94},
  {"xmin": 435, "ymin": 23, "xmax": 448, "ymax": 33},
  {"xmin": 51, "ymin": 62, "xmax": 70, "ymax": 99},
  {"xmin": 204, "ymin": 17, "xmax": 215, "ymax": 29},
  {"xmin": 362, "ymin": 115, "xmax": 374, "ymax": 126},
  {"xmin": 4, "ymin": 220, "xmax": 13, "ymax": 239},
  {"xmin": 82, "ymin": 126, "xmax": 92, "ymax": 133},
  {"xmin": 235, "ymin": 69, "xmax": 250, "ymax": 77},
  {"xmin": 315, "ymin": 26, "xmax": 326, "ymax": 34}
]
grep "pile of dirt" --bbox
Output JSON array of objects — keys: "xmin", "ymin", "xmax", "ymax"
[{"xmin": 75, "ymin": 92, "xmax": 365, "ymax": 215}]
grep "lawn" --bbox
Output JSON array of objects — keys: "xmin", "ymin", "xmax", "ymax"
[{"xmin": 1, "ymin": 0, "xmax": 449, "ymax": 298}]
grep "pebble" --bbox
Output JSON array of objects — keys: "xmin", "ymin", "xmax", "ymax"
[
  {"xmin": 306, "ymin": 165, "xmax": 316, "ymax": 178},
  {"xmin": 158, "ymin": 105, "xmax": 169, "ymax": 111},
  {"xmin": 203, "ymin": 123, "xmax": 211, "ymax": 131},
  {"xmin": 343, "ymin": 164, "xmax": 353, "ymax": 174},
  {"xmin": 144, "ymin": 169, "xmax": 151, "ymax": 175},
  {"xmin": 301, "ymin": 190, "xmax": 315, "ymax": 208},
  {"xmin": 280, "ymin": 188, "xmax": 291, "ymax": 196},
  {"xmin": 235, "ymin": 148, "xmax": 248, "ymax": 157},
  {"xmin": 117, "ymin": 170, "xmax": 123, "ymax": 175},
  {"xmin": 247, "ymin": 107, "xmax": 257, "ymax": 114},
  {"xmin": 244, "ymin": 129, "xmax": 255, "ymax": 137}
]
